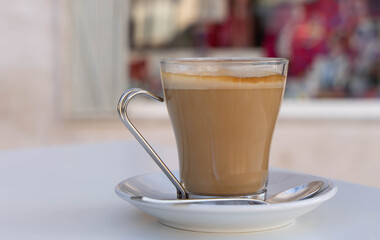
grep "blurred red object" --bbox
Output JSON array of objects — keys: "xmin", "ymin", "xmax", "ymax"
[
  {"xmin": 207, "ymin": 0, "xmax": 253, "ymax": 47},
  {"xmin": 130, "ymin": 59, "xmax": 148, "ymax": 84}
]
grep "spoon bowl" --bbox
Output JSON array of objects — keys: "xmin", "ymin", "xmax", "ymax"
[{"xmin": 266, "ymin": 181, "xmax": 324, "ymax": 204}]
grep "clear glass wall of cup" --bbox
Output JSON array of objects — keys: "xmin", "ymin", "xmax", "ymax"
[{"xmin": 118, "ymin": 58, "xmax": 288, "ymax": 200}]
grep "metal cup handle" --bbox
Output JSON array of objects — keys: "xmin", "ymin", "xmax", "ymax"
[{"xmin": 117, "ymin": 88, "xmax": 187, "ymax": 199}]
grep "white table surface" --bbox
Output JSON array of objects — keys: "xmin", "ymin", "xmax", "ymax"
[{"xmin": 0, "ymin": 141, "xmax": 379, "ymax": 239}]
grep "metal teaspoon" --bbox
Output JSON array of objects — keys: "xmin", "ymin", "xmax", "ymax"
[{"xmin": 131, "ymin": 180, "xmax": 324, "ymax": 205}]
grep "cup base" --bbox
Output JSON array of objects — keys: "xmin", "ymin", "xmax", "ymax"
[{"xmin": 181, "ymin": 189, "xmax": 267, "ymax": 200}]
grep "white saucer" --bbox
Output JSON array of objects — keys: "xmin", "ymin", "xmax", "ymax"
[{"xmin": 115, "ymin": 169, "xmax": 337, "ymax": 233}]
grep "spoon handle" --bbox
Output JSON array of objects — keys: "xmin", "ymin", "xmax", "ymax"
[{"xmin": 131, "ymin": 196, "xmax": 268, "ymax": 205}]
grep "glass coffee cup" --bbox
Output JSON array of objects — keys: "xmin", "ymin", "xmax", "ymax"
[{"xmin": 118, "ymin": 58, "xmax": 288, "ymax": 200}]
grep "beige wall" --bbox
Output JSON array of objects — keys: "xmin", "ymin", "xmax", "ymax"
[
  {"xmin": 0, "ymin": 0, "xmax": 57, "ymax": 148},
  {"xmin": 0, "ymin": 0, "xmax": 128, "ymax": 148}
]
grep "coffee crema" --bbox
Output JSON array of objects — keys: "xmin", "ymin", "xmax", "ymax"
[
  {"xmin": 162, "ymin": 71, "xmax": 285, "ymax": 196},
  {"xmin": 161, "ymin": 71, "xmax": 284, "ymax": 89}
]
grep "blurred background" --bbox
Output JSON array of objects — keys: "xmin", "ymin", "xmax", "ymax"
[{"xmin": 1, "ymin": 0, "xmax": 379, "ymax": 187}]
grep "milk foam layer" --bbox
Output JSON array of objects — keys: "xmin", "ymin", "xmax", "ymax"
[{"xmin": 161, "ymin": 71, "xmax": 285, "ymax": 89}]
